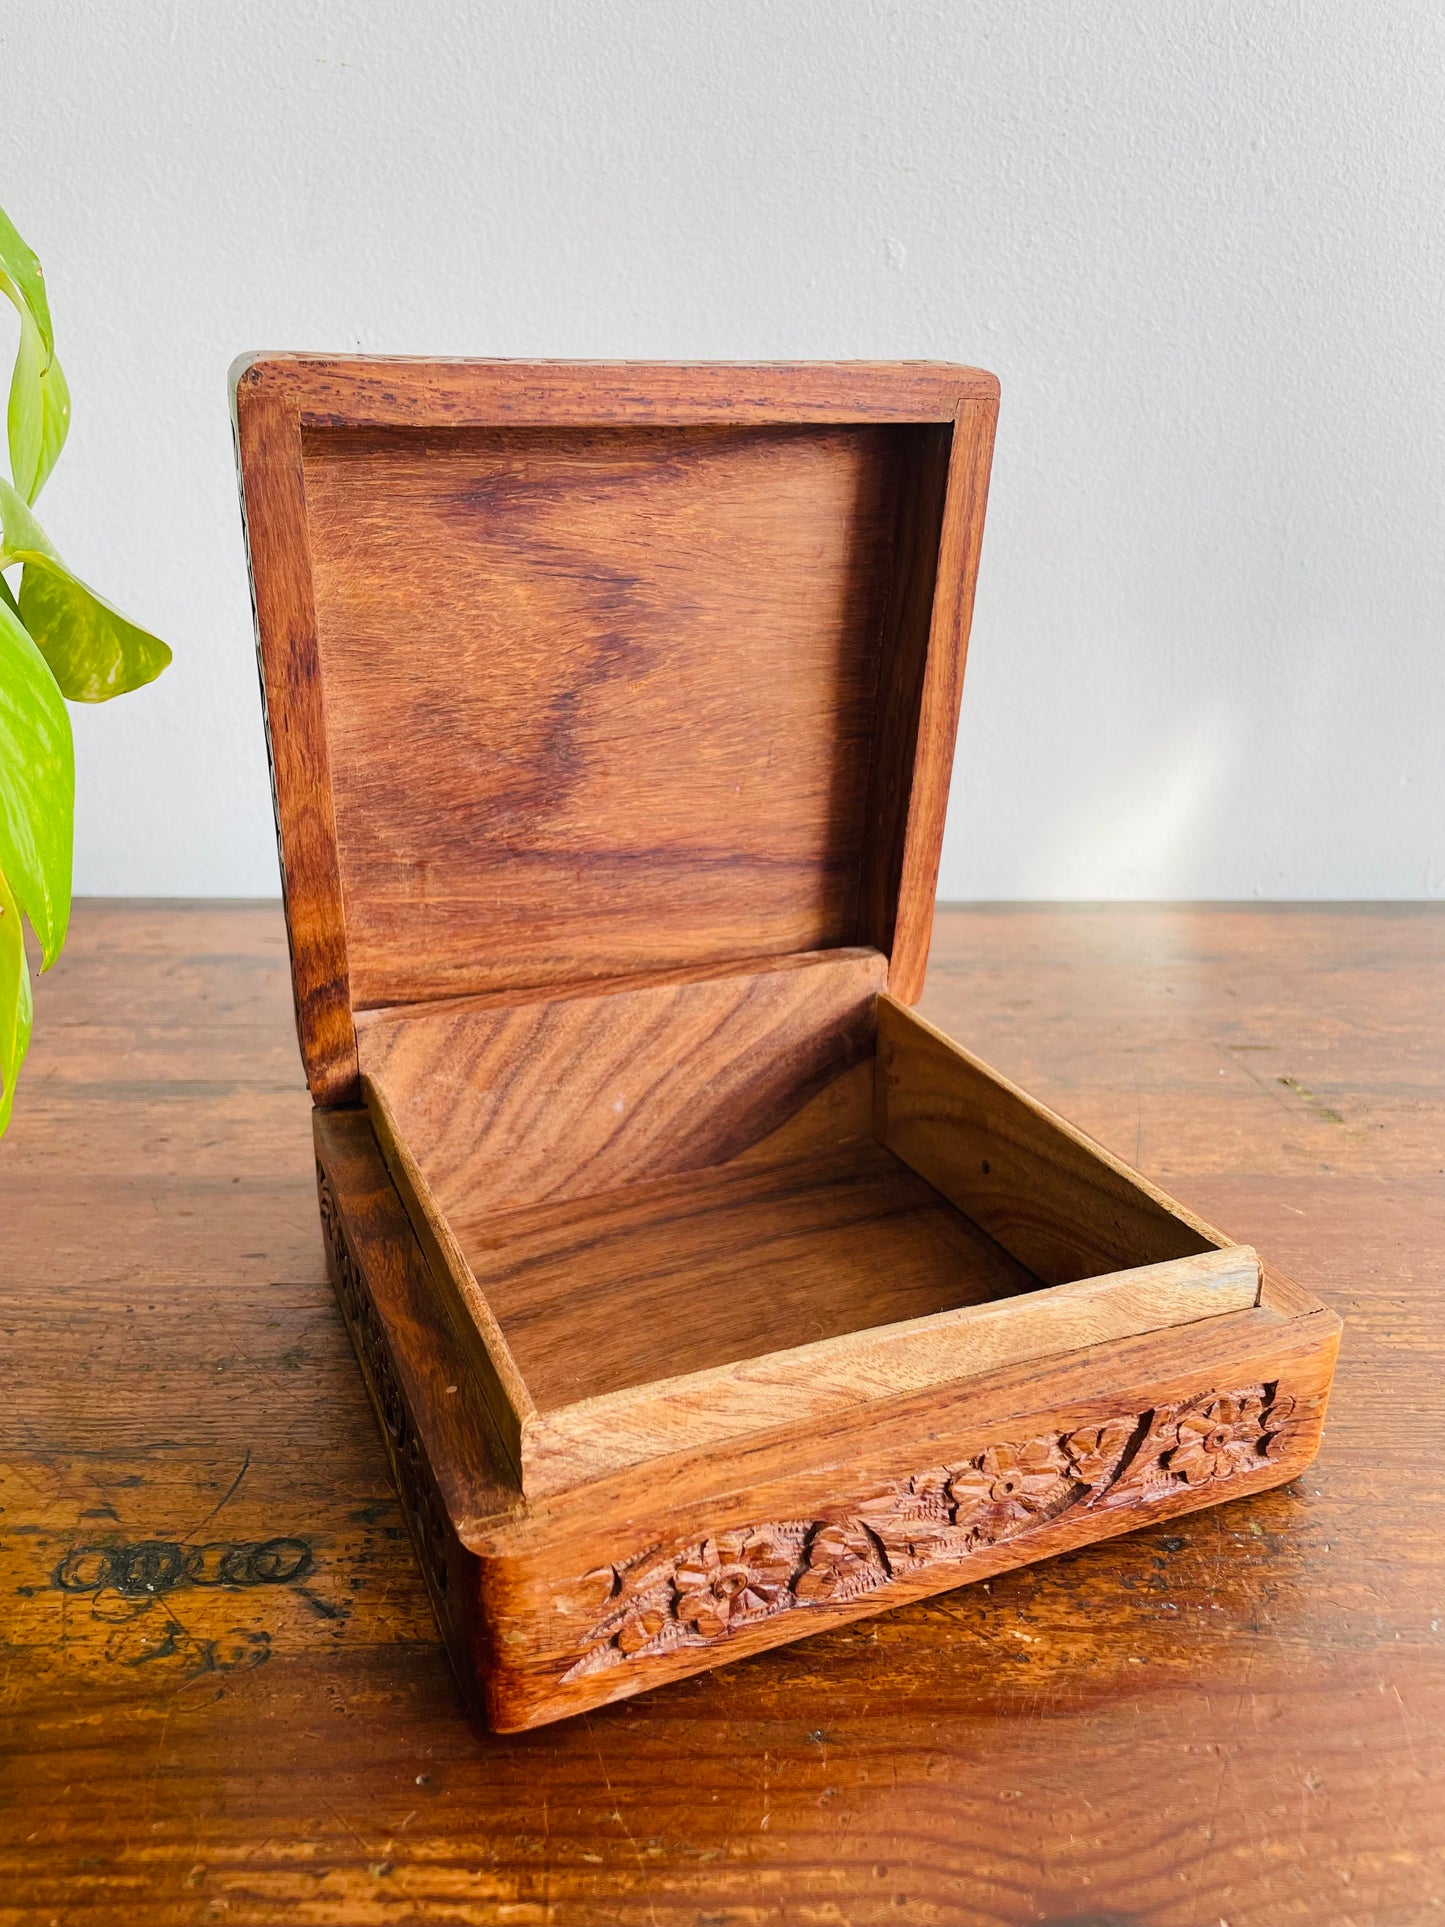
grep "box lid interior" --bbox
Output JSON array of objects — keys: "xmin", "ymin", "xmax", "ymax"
[{"xmin": 233, "ymin": 359, "xmax": 998, "ymax": 1104}]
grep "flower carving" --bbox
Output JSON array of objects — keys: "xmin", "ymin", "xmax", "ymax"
[
  {"xmin": 794, "ymin": 1521, "xmax": 882, "ymax": 1603},
  {"xmin": 1064, "ymin": 1418, "xmax": 1137, "ymax": 1485},
  {"xmin": 674, "ymin": 1530, "xmax": 794, "ymax": 1639},
  {"xmin": 949, "ymin": 1439, "xmax": 1067, "ymax": 1537},
  {"xmin": 1166, "ymin": 1392, "xmax": 1272, "ymax": 1485}
]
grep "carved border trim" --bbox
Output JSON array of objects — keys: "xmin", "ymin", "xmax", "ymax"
[{"xmin": 561, "ymin": 1383, "xmax": 1300, "ymax": 1681}]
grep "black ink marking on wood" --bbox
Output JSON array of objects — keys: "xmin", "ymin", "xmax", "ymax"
[{"xmin": 52, "ymin": 1537, "xmax": 314, "ymax": 1597}]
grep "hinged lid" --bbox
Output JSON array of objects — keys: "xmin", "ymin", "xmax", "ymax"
[{"xmin": 232, "ymin": 358, "xmax": 998, "ymax": 1105}]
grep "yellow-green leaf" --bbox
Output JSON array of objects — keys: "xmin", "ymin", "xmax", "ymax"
[
  {"xmin": 0, "ymin": 205, "xmax": 55, "ymax": 362},
  {"xmin": 0, "ymin": 591, "xmax": 73, "ymax": 966},
  {"xmin": 18, "ymin": 563, "xmax": 170, "ymax": 701},
  {"xmin": 0, "ymin": 478, "xmax": 171, "ymax": 700},
  {"xmin": 0, "ymin": 856, "xmax": 32, "ymax": 1134},
  {"xmin": 0, "ymin": 205, "xmax": 67, "ymax": 505},
  {"xmin": 8, "ymin": 307, "xmax": 69, "ymax": 502},
  {"xmin": 0, "ymin": 473, "xmax": 62, "ymax": 568}
]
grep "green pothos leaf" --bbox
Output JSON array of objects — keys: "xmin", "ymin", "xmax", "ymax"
[
  {"xmin": 0, "ymin": 856, "xmax": 32, "ymax": 1134},
  {"xmin": 7, "ymin": 306, "xmax": 69, "ymax": 504},
  {"xmin": 18, "ymin": 563, "xmax": 170, "ymax": 701},
  {"xmin": 0, "ymin": 589, "xmax": 73, "ymax": 967},
  {"xmin": 0, "ymin": 478, "xmax": 171, "ymax": 699},
  {"xmin": 0, "ymin": 206, "xmax": 68, "ymax": 503},
  {"xmin": 0, "ymin": 206, "xmax": 54, "ymax": 358},
  {"xmin": 0, "ymin": 473, "xmax": 62, "ymax": 568},
  {"xmin": 0, "ymin": 204, "xmax": 172, "ymax": 1138}
]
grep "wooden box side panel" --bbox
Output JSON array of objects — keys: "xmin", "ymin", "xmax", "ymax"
[
  {"xmin": 476, "ymin": 1299, "xmax": 1340, "ymax": 1730},
  {"xmin": 870, "ymin": 394, "xmax": 998, "ymax": 1002},
  {"xmin": 876, "ymin": 995, "xmax": 1231, "ymax": 1283},
  {"xmin": 856, "ymin": 422, "xmax": 952, "ymax": 975},
  {"xmin": 312, "ymin": 1108, "xmax": 522, "ymax": 1705},
  {"xmin": 357, "ymin": 949, "xmax": 885, "ymax": 1222},
  {"xmin": 232, "ymin": 377, "xmax": 358, "ymax": 1107},
  {"xmin": 513, "ymin": 1246, "xmax": 1261, "ymax": 1499},
  {"xmin": 359, "ymin": 1075, "xmax": 537, "ymax": 1482}
]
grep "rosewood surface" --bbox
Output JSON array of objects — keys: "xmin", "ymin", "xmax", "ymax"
[{"xmin": 1, "ymin": 902, "xmax": 1441, "ymax": 1923}]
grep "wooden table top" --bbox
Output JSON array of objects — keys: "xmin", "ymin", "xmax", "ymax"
[{"xmin": 2, "ymin": 902, "xmax": 1440, "ymax": 1927}]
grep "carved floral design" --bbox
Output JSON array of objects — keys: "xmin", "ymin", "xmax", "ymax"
[
  {"xmin": 561, "ymin": 1381, "xmax": 1302, "ymax": 1681},
  {"xmin": 794, "ymin": 1522, "xmax": 884, "ymax": 1604},
  {"xmin": 1167, "ymin": 1391, "xmax": 1295, "ymax": 1485},
  {"xmin": 1063, "ymin": 1418, "xmax": 1138, "ymax": 1485},
  {"xmin": 949, "ymin": 1438, "xmax": 1069, "ymax": 1536},
  {"xmin": 675, "ymin": 1530, "xmax": 795, "ymax": 1637}
]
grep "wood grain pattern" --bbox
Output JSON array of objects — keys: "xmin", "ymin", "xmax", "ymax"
[
  {"xmin": 857, "ymin": 422, "xmax": 951, "ymax": 965},
  {"xmin": 3, "ymin": 901, "xmax": 1431, "ymax": 1924},
  {"xmin": 488, "ymin": 1299, "xmax": 1338, "ymax": 1733},
  {"xmin": 357, "ymin": 948, "xmax": 883, "ymax": 1480},
  {"xmin": 301, "ymin": 421, "xmax": 913, "ymax": 1006},
  {"xmin": 461, "ymin": 1141, "xmax": 1039, "ymax": 1409},
  {"xmin": 876, "ymin": 992, "xmax": 1228, "ymax": 1281},
  {"xmin": 362, "ymin": 1073, "xmax": 536, "ymax": 1479},
  {"xmin": 313, "ymin": 1110, "xmax": 517, "ymax": 1532},
  {"xmin": 315, "ymin": 1139, "xmax": 485, "ymax": 1693},
  {"xmin": 237, "ymin": 363, "xmax": 1333, "ymax": 1737},
  {"xmin": 358, "ymin": 948, "xmax": 885, "ymax": 1219}
]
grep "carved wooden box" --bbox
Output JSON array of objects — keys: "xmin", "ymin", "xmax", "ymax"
[{"xmin": 233, "ymin": 357, "xmax": 1339, "ymax": 1731}]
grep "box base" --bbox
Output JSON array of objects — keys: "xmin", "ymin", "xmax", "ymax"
[{"xmin": 315, "ymin": 1107, "xmax": 1339, "ymax": 1733}]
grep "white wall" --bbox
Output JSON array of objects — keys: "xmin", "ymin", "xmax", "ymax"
[{"xmin": 2, "ymin": 0, "xmax": 1441, "ymax": 900}]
